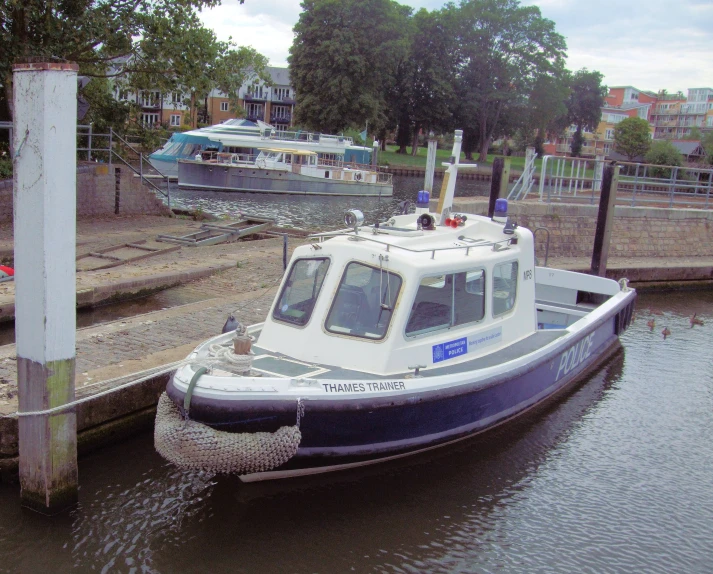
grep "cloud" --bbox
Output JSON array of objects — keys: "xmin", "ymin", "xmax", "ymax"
[
  {"xmin": 200, "ymin": 0, "xmax": 713, "ymax": 92},
  {"xmin": 522, "ymin": 0, "xmax": 713, "ymax": 92}
]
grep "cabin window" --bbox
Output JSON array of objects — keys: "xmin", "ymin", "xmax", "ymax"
[
  {"xmin": 273, "ymin": 258, "xmax": 330, "ymax": 326},
  {"xmin": 405, "ymin": 269, "xmax": 486, "ymax": 336},
  {"xmin": 325, "ymin": 262, "xmax": 402, "ymax": 340},
  {"xmin": 492, "ymin": 261, "xmax": 518, "ymax": 316}
]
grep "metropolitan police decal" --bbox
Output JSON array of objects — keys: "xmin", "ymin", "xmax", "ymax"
[{"xmin": 432, "ymin": 327, "xmax": 503, "ymax": 363}]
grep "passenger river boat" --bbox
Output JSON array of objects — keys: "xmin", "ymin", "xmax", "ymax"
[
  {"xmin": 178, "ymin": 147, "xmax": 393, "ymax": 197},
  {"xmin": 154, "ymin": 131, "xmax": 636, "ymax": 482}
]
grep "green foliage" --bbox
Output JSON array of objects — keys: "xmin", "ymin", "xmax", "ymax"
[
  {"xmin": 525, "ymin": 70, "xmax": 571, "ymax": 154},
  {"xmin": 289, "ymin": 0, "xmax": 412, "ymax": 135},
  {"xmin": 614, "ymin": 117, "xmax": 651, "ymax": 161},
  {"xmin": 645, "ymin": 140, "xmax": 682, "ymax": 177},
  {"xmin": 565, "ymin": 69, "xmax": 607, "ymax": 156},
  {"xmin": 452, "ymin": 0, "xmax": 567, "ymax": 161},
  {"xmin": 570, "ymin": 128, "xmax": 584, "ymax": 157},
  {"xmin": 124, "ymin": 13, "xmax": 270, "ymax": 128},
  {"xmin": 701, "ymin": 132, "xmax": 713, "ymax": 166},
  {"xmin": 0, "ymin": 0, "xmax": 252, "ymax": 123},
  {"xmin": 0, "ymin": 158, "xmax": 11, "ymax": 180},
  {"xmin": 81, "ymin": 78, "xmax": 133, "ymax": 134},
  {"xmin": 389, "ymin": 7, "xmax": 460, "ymax": 155},
  {"xmin": 684, "ymin": 127, "xmax": 702, "ymax": 141}
]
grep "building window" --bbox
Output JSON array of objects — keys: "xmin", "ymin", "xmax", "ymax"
[
  {"xmin": 274, "ymin": 87, "xmax": 291, "ymax": 101},
  {"xmin": 171, "ymin": 92, "xmax": 181, "ymax": 105},
  {"xmin": 247, "ymin": 84, "xmax": 264, "ymax": 99},
  {"xmin": 142, "ymin": 113, "xmax": 159, "ymax": 127},
  {"xmin": 140, "ymin": 91, "xmax": 161, "ymax": 107},
  {"xmin": 605, "ymin": 129, "xmax": 614, "ymax": 140},
  {"xmin": 245, "ymin": 103, "xmax": 264, "ymax": 120},
  {"xmin": 170, "ymin": 114, "xmax": 181, "ymax": 126},
  {"xmin": 118, "ymin": 89, "xmax": 130, "ymax": 101},
  {"xmin": 220, "ymin": 101, "xmax": 229, "ymax": 112}
]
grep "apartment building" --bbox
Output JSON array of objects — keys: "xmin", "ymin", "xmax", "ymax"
[
  {"xmin": 114, "ymin": 66, "xmax": 296, "ymax": 130},
  {"xmin": 548, "ymin": 85, "xmax": 713, "ymax": 159}
]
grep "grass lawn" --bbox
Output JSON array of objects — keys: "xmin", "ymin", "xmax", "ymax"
[{"xmin": 379, "ymin": 145, "xmax": 543, "ymax": 173}]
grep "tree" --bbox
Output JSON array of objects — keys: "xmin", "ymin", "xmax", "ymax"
[
  {"xmin": 701, "ymin": 132, "xmax": 713, "ymax": 166},
  {"xmin": 614, "ymin": 117, "xmax": 651, "ymax": 161},
  {"xmin": 525, "ymin": 70, "xmax": 570, "ymax": 155},
  {"xmin": 126, "ymin": 13, "xmax": 269, "ymax": 128},
  {"xmin": 0, "ymin": 0, "xmax": 248, "ymax": 122},
  {"xmin": 645, "ymin": 139, "xmax": 682, "ymax": 177},
  {"xmin": 684, "ymin": 127, "xmax": 702, "ymax": 141},
  {"xmin": 390, "ymin": 8, "xmax": 460, "ymax": 155},
  {"xmin": 289, "ymin": 0, "xmax": 412, "ymax": 134},
  {"xmin": 565, "ymin": 69, "xmax": 607, "ymax": 157},
  {"xmin": 452, "ymin": 0, "xmax": 567, "ymax": 162}
]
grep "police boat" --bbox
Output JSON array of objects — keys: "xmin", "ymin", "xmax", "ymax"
[{"xmin": 155, "ymin": 133, "xmax": 636, "ymax": 482}]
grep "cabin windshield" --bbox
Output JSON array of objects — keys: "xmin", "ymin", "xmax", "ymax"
[
  {"xmin": 325, "ymin": 262, "xmax": 402, "ymax": 340},
  {"xmin": 406, "ymin": 269, "xmax": 486, "ymax": 337},
  {"xmin": 273, "ymin": 258, "xmax": 330, "ymax": 326}
]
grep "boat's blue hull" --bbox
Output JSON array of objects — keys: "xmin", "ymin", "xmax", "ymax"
[{"xmin": 166, "ymin": 296, "xmax": 634, "ymax": 473}]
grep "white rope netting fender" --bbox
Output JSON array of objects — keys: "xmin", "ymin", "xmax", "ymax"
[{"xmin": 154, "ymin": 392, "xmax": 302, "ymax": 474}]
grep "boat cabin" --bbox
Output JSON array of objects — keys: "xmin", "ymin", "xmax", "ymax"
[
  {"xmin": 257, "ymin": 211, "xmax": 538, "ymax": 375},
  {"xmin": 255, "ymin": 149, "xmax": 380, "ymax": 184}
]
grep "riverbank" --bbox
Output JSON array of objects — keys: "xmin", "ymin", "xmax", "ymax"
[{"xmin": 0, "ymin": 210, "xmax": 712, "ymax": 482}]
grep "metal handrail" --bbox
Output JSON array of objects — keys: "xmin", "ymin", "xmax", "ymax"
[
  {"xmin": 533, "ymin": 227, "xmax": 550, "ymax": 266},
  {"xmin": 309, "ymin": 227, "xmax": 514, "ymax": 258}
]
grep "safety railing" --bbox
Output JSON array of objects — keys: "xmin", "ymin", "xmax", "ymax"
[
  {"xmin": 508, "ymin": 148, "xmax": 538, "ymax": 201},
  {"xmin": 531, "ymin": 155, "xmax": 713, "ymax": 209},
  {"xmin": 537, "ymin": 155, "xmax": 606, "ymax": 204},
  {"xmin": 616, "ymin": 162, "xmax": 713, "ymax": 209}
]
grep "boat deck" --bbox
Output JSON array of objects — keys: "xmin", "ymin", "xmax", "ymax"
[{"xmin": 248, "ymin": 329, "xmax": 565, "ymax": 380}]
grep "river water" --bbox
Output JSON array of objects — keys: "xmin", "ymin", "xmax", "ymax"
[
  {"xmin": 168, "ymin": 175, "xmax": 490, "ymax": 230},
  {"xmin": 0, "ymin": 289, "xmax": 712, "ymax": 573}
]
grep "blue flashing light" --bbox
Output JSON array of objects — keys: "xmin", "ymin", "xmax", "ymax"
[
  {"xmin": 416, "ymin": 190, "xmax": 430, "ymax": 208},
  {"xmin": 494, "ymin": 198, "xmax": 508, "ymax": 217}
]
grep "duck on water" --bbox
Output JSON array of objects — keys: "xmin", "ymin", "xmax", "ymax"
[{"xmin": 154, "ymin": 130, "xmax": 636, "ymax": 482}]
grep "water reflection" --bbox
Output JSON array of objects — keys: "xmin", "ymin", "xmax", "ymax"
[{"xmin": 0, "ymin": 291, "xmax": 712, "ymax": 573}]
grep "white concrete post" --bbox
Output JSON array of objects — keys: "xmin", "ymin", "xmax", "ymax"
[
  {"xmin": 13, "ymin": 62, "xmax": 78, "ymax": 514},
  {"xmin": 424, "ymin": 133, "xmax": 438, "ymax": 193},
  {"xmin": 594, "ymin": 154, "xmax": 605, "ymax": 192}
]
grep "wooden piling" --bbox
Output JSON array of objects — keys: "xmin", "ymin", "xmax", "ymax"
[
  {"xmin": 488, "ymin": 157, "xmax": 505, "ymax": 218},
  {"xmin": 591, "ymin": 164, "xmax": 619, "ymax": 277},
  {"xmin": 13, "ymin": 62, "xmax": 79, "ymax": 513}
]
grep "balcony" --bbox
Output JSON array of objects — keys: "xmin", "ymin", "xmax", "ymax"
[
  {"xmin": 244, "ymin": 93, "xmax": 266, "ymax": 103},
  {"xmin": 246, "ymin": 112, "xmax": 264, "ymax": 122},
  {"xmin": 271, "ymin": 96, "xmax": 296, "ymax": 105},
  {"xmin": 270, "ymin": 113, "xmax": 292, "ymax": 124}
]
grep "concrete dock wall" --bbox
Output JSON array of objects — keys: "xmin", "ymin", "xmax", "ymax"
[
  {"xmin": 444, "ymin": 199, "xmax": 713, "ymax": 259},
  {"xmin": 0, "ymin": 164, "xmax": 172, "ymax": 222}
]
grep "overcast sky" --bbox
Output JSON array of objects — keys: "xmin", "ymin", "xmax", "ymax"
[{"xmin": 199, "ymin": 0, "xmax": 713, "ymax": 95}]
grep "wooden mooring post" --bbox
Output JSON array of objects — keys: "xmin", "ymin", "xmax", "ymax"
[
  {"xmin": 13, "ymin": 62, "xmax": 79, "ymax": 513},
  {"xmin": 591, "ymin": 164, "xmax": 619, "ymax": 277},
  {"xmin": 487, "ymin": 156, "xmax": 511, "ymax": 218}
]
